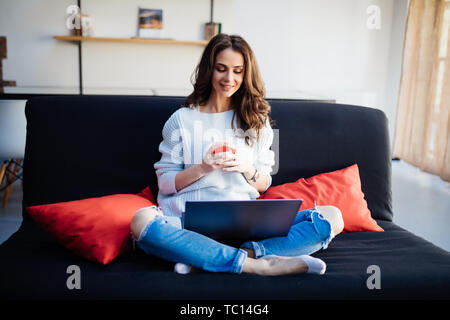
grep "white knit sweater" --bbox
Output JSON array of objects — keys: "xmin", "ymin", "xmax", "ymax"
[{"xmin": 153, "ymin": 106, "xmax": 275, "ymax": 217}]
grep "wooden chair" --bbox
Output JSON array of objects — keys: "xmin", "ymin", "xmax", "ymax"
[
  {"xmin": 0, "ymin": 158, "xmax": 22, "ymax": 208},
  {"xmin": 0, "ymin": 100, "xmax": 26, "ymax": 208},
  {"xmin": 1, "ymin": 35, "xmax": 21, "ymax": 208}
]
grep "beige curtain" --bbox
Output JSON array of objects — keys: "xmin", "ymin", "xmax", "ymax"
[{"xmin": 393, "ymin": 0, "xmax": 450, "ymax": 181}]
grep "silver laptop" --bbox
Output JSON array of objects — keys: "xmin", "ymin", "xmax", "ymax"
[{"xmin": 182, "ymin": 199, "xmax": 302, "ymax": 241}]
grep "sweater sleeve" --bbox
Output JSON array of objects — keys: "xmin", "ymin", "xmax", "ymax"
[
  {"xmin": 153, "ymin": 112, "xmax": 184, "ymax": 195},
  {"xmin": 254, "ymin": 120, "xmax": 275, "ymax": 192}
]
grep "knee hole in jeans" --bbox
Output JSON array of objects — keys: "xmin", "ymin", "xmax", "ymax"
[
  {"xmin": 130, "ymin": 206, "xmax": 163, "ymax": 240},
  {"xmin": 315, "ymin": 205, "xmax": 344, "ymax": 236}
]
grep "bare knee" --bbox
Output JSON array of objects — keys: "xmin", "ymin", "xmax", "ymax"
[
  {"xmin": 130, "ymin": 206, "xmax": 162, "ymax": 239},
  {"xmin": 316, "ymin": 205, "xmax": 344, "ymax": 236}
]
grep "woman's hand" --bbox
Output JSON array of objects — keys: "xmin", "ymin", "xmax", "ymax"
[
  {"xmin": 220, "ymin": 151, "xmax": 255, "ymax": 180},
  {"xmin": 200, "ymin": 142, "xmax": 236, "ymax": 174},
  {"xmin": 199, "ymin": 141, "xmax": 268, "ymax": 192},
  {"xmin": 201, "ymin": 141, "xmax": 255, "ymax": 180}
]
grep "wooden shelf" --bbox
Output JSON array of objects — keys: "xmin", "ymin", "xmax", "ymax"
[{"xmin": 53, "ymin": 35, "xmax": 208, "ymax": 46}]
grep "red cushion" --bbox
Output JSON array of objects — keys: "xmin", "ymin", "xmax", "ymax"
[
  {"xmin": 26, "ymin": 187, "xmax": 156, "ymax": 265},
  {"xmin": 260, "ymin": 164, "xmax": 383, "ymax": 232}
]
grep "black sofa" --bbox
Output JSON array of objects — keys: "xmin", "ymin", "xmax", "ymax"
[{"xmin": 1, "ymin": 95, "xmax": 449, "ymax": 301}]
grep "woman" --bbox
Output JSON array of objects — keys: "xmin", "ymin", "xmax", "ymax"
[{"xmin": 130, "ymin": 34, "xmax": 344, "ymax": 276}]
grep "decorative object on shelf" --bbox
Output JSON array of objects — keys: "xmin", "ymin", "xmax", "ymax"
[
  {"xmin": 204, "ymin": 22, "xmax": 221, "ymax": 41},
  {"xmin": 81, "ymin": 15, "xmax": 93, "ymax": 37},
  {"xmin": 0, "ymin": 36, "xmax": 16, "ymax": 94},
  {"xmin": 73, "ymin": 14, "xmax": 93, "ymax": 37},
  {"xmin": 137, "ymin": 8, "xmax": 163, "ymax": 39},
  {"xmin": 204, "ymin": 0, "xmax": 221, "ymax": 41}
]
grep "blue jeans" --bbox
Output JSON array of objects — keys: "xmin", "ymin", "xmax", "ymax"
[{"xmin": 133, "ymin": 207, "xmax": 333, "ymax": 274}]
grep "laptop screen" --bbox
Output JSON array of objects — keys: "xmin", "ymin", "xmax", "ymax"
[{"xmin": 183, "ymin": 199, "xmax": 302, "ymax": 241}]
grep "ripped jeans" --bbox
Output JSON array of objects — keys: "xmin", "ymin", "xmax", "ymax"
[{"xmin": 132, "ymin": 207, "xmax": 333, "ymax": 274}]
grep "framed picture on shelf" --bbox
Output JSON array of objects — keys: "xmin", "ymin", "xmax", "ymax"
[{"xmin": 137, "ymin": 8, "xmax": 163, "ymax": 39}]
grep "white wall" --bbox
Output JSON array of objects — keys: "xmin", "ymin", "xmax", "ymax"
[
  {"xmin": 384, "ymin": 0, "xmax": 409, "ymax": 148},
  {"xmin": 0, "ymin": 0, "xmax": 409, "ymax": 146},
  {"xmin": 1, "ymin": 0, "xmax": 79, "ymax": 94}
]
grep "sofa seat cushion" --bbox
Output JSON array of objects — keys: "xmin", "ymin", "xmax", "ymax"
[{"xmin": 1, "ymin": 219, "xmax": 449, "ymax": 300}]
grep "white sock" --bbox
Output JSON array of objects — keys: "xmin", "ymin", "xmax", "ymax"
[
  {"xmin": 261, "ymin": 254, "xmax": 326, "ymax": 275},
  {"xmin": 174, "ymin": 263, "xmax": 192, "ymax": 274},
  {"xmin": 299, "ymin": 255, "xmax": 326, "ymax": 275}
]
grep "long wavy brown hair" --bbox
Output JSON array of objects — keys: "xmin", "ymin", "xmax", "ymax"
[{"xmin": 184, "ymin": 33, "xmax": 272, "ymax": 146}]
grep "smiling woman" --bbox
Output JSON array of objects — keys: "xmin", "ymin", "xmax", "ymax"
[
  {"xmin": 212, "ymin": 49, "xmax": 244, "ymax": 98},
  {"xmin": 185, "ymin": 34, "xmax": 271, "ymax": 147},
  {"xmin": 129, "ymin": 33, "xmax": 343, "ymax": 276}
]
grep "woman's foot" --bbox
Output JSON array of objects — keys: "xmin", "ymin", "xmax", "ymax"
[
  {"xmin": 174, "ymin": 263, "xmax": 203, "ymax": 274},
  {"xmin": 241, "ymin": 248, "xmax": 326, "ymax": 275},
  {"xmin": 242, "ymin": 255, "xmax": 309, "ymax": 276},
  {"xmin": 261, "ymin": 254, "xmax": 326, "ymax": 275}
]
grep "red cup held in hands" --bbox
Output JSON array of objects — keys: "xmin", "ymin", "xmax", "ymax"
[{"xmin": 211, "ymin": 143, "xmax": 237, "ymax": 155}]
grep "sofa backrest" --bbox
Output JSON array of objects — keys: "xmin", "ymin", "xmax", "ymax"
[{"xmin": 23, "ymin": 95, "xmax": 392, "ymax": 221}]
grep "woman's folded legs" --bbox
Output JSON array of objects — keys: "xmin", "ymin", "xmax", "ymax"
[
  {"xmin": 241, "ymin": 206, "xmax": 342, "ymax": 258},
  {"xmin": 130, "ymin": 206, "xmax": 313, "ymax": 275}
]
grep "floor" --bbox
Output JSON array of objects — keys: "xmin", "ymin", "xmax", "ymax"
[
  {"xmin": 391, "ymin": 160, "xmax": 450, "ymax": 252},
  {"xmin": 0, "ymin": 160, "xmax": 449, "ymax": 251}
]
